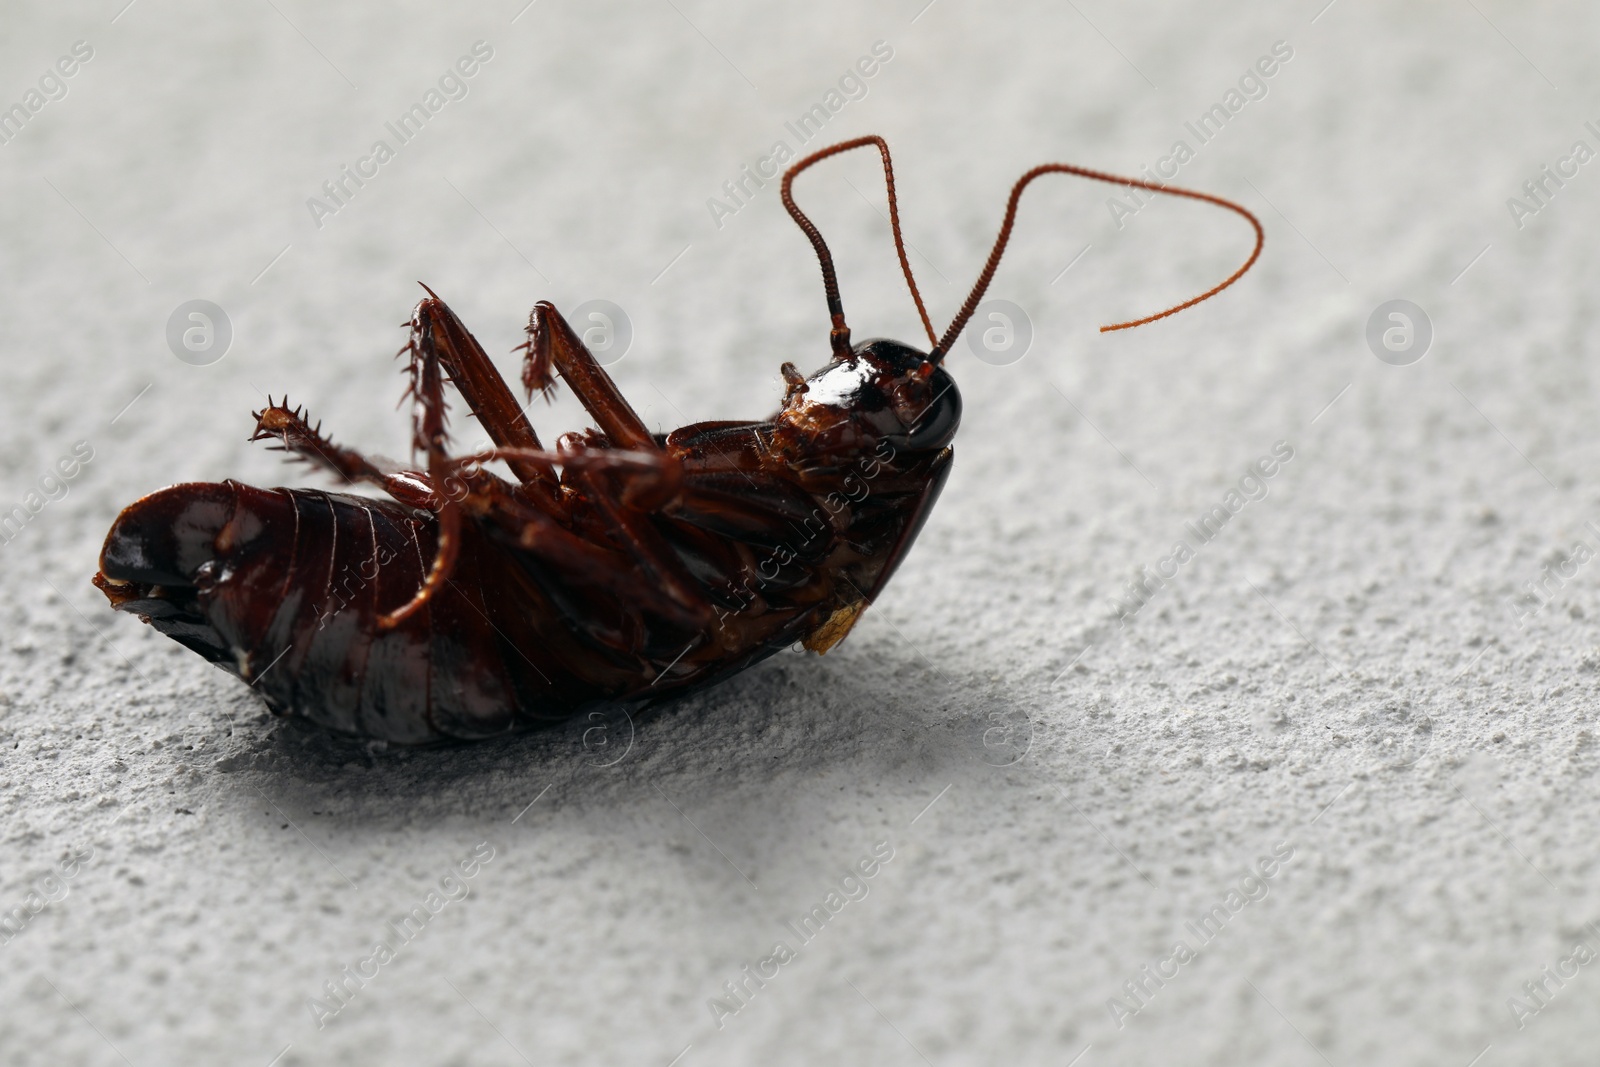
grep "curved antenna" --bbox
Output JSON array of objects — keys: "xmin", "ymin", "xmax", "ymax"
[
  {"xmin": 931, "ymin": 164, "xmax": 1263, "ymax": 362},
  {"xmin": 780, "ymin": 136, "xmax": 937, "ymax": 359}
]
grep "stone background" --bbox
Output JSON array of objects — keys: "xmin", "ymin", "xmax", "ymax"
[{"xmin": 1, "ymin": 1, "xmax": 1598, "ymax": 1064}]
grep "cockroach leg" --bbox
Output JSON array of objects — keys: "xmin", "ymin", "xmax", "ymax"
[
  {"xmin": 451, "ymin": 445, "xmax": 709, "ymax": 628},
  {"xmin": 464, "ymin": 477, "xmax": 701, "ymax": 646},
  {"xmin": 567, "ymin": 443, "xmax": 682, "ymax": 512},
  {"xmin": 522, "ymin": 302, "xmax": 658, "ymax": 453},
  {"xmin": 377, "ymin": 490, "xmax": 459, "ymax": 628},
  {"xmin": 410, "ymin": 290, "xmax": 560, "ymax": 495},
  {"xmin": 380, "ymin": 308, "xmax": 464, "ymax": 630},
  {"xmin": 249, "ymin": 400, "xmax": 436, "ymax": 512},
  {"xmin": 569, "ymin": 463, "xmax": 710, "ymax": 626}
]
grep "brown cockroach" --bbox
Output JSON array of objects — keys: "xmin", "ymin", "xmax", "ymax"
[{"xmin": 92, "ymin": 136, "xmax": 1262, "ymax": 743}]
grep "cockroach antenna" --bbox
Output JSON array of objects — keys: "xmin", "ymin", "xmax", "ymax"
[
  {"xmin": 931, "ymin": 163, "xmax": 1264, "ymax": 360},
  {"xmin": 781, "ymin": 141, "xmax": 1263, "ymax": 364},
  {"xmin": 780, "ymin": 135, "xmax": 937, "ymax": 360}
]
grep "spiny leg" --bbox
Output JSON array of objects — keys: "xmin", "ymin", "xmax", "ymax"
[
  {"xmin": 250, "ymin": 400, "xmax": 434, "ymax": 512},
  {"xmin": 449, "ymin": 446, "xmax": 710, "ymax": 629},
  {"xmin": 410, "ymin": 290, "xmax": 560, "ymax": 495},
  {"xmin": 378, "ymin": 313, "xmax": 463, "ymax": 630},
  {"xmin": 522, "ymin": 302, "xmax": 658, "ymax": 453},
  {"xmin": 462, "ymin": 470, "xmax": 698, "ymax": 638}
]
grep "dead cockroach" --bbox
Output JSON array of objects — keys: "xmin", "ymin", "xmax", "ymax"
[{"xmin": 93, "ymin": 136, "xmax": 1262, "ymax": 743}]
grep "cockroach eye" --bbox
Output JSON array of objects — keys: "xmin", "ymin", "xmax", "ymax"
[{"xmin": 888, "ymin": 366, "xmax": 962, "ymax": 453}]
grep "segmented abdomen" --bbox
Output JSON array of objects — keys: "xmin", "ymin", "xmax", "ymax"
[{"xmin": 211, "ymin": 487, "xmax": 610, "ymax": 742}]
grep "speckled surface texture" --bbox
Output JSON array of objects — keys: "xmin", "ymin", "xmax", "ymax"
[{"xmin": 3, "ymin": 2, "xmax": 1599, "ymax": 1064}]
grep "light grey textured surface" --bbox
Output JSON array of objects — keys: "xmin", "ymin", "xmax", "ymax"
[{"xmin": 3, "ymin": 2, "xmax": 1599, "ymax": 1064}]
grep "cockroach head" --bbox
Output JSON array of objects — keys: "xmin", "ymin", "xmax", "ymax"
[{"xmin": 776, "ymin": 338, "xmax": 961, "ymax": 459}]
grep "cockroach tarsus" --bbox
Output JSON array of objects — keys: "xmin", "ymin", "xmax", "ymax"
[{"xmin": 93, "ymin": 135, "xmax": 1263, "ymax": 743}]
